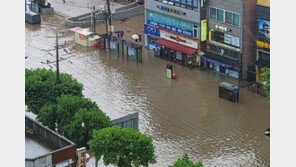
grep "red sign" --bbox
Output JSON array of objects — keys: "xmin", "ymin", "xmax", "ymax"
[{"xmin": 170, "ymin": 36, "xmax": 186, "ymax": 43}]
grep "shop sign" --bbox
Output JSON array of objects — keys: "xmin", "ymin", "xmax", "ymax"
[
  {"xmin": 160, "ymin": 30, "xmax": 198, "ymax": 49},
  {"xmin": 257, "ymin": 40, "xmax": 270, "ymax": 49},
  {"xmin": 144, "ymin": 24, "xmax": 160, "ymax": 37},
  {"xmin": 163, "ymin": 0, "xmax": 198, "ymax": 7},
  {"xmin": 77, "ymin": 148, "xmax": 87, "ymax": 167},
  {"xmin": 147, "ymin": 11, "xmax": 195, "ymax": 37},
  {"xmin": 215, "ymin": 24, "xmax": 231, "ymax": 32},
  {"xmin": 79, "ymin": 34, "xmax": 87, "ymax": 40},
  {"xmin": 156, "ymin": 5, "xmax": 186, "ymax": 16},
  {"xmin": 224, "ymin": 34, "xmax": 240, "ymax": 47},
  {"xmin": 201, "ymin": 20, "xmax": 207, "ymax": 41}
]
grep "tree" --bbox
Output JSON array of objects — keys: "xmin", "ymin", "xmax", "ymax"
[
  {"xmin": 56, "ymin": 94, "xmax": 99, "ymax": 132},
  {"xmin": 62, "ymin": 108, "xmax": 111, "ymax": 148},
  {"xmin": 260, "ymin": 67, "xmax": 270, "ymax": 100},
  {"xmin": 169, "ymin": 154, "xmax": 203, "ymax": 167},
  {"xmin": 25, "ymin": 68, "xmax": 83, "ymax": 115},
  {"xmin": 37, "ymin": 103, "xmax": 57, "ymax": 130},
  {"xmin": 88, "ymin": 126, "xmax": 156, "ymax": 167}
]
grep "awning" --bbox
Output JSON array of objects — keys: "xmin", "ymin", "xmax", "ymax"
[
  {"xmin": 155, "ymin": 39, "xmax": 197, "ymax": 55},
  {"xmin": 203, "ymin": 51, "xmax": 238, "ymax": 68},
  {"xmin": 255, "ymin": 58, "xmax": 270, "ymax": 68},
  {"xmin": 69, "ymin": 26, "xmax": 83, "ymax": 33}
]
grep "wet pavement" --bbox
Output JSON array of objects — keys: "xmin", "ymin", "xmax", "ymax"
[{"xmin": 25, "ymin": 14, "xmax": 270, "ymax": 166}]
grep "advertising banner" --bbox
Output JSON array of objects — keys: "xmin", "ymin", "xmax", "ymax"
[
  {"xmin": 147, "ymin": 11, "xmax": 196, "ymax": 37},
  {"xmin": 144, "ymin": 24, "xmax": 160, "ymax": 37},
  {"xmin": 201, "ymin": 20, "xmax": 207, "ymax": 41},
  {"xmin": 258, "ymin": 19, "xmax": 270, "ymax": 40},
  {"xmin": 128, "ymin": 47, "xmax": 135, "ymax": 56}
]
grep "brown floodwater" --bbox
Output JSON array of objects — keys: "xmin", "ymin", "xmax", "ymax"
[{"xmin": 25, "ymin": 14, "xmax": 270, "ymax": 166}]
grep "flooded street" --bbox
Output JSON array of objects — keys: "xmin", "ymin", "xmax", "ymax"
[{"xmin": 25, "ymin": 14, "xmax": 270, "ymax": 166}]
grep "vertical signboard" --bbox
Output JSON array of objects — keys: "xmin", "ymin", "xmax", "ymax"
[
  {"xmin": 77, "ymin": 147, "xmax": 87, "ymax": 167},
  {"xmin": 201, "ymin": 20, "xmax": 207, "ymax": 41}
]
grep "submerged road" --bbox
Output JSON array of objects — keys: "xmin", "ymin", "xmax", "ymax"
[{"xmin": 25, "ymin": 14, "xmax": 270, "ymax": 166}]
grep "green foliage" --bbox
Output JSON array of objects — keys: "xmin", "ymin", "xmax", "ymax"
[
  {"xmin": 260, "ymin": 67, "xmax": 270, "ymax": 100},
  {"xmin": 25, "ymin": 68, "xmax": 83, "ymax": 115},
  {"xmin": 169, "ymin": 154, "xmax": 203, "ymax": 167},
  {"xmin": 62, "ymin": 108, "xmax": 111, "ymax": 148},
  {"xmin": 88, "ymin": 126, "xmax": 156, "ymax": 167},
  {"xmin": 37, "ymin": 103, "xmax": 57, "ymax": 130},
  {"xmin": 56, "ymin": 94, "xmax": 98, "ymax": 132}
]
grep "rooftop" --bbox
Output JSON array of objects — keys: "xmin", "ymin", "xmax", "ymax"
[{"xmin": 25, "ymin": 133, "xmax": 58, "ymax": 159}]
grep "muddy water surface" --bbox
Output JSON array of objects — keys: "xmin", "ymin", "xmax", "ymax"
[{"xmin": 25, "ymin": 14, "xmax": 270, "ymax": 167}]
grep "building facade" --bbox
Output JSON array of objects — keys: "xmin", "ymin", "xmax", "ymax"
[
  {"xmin": 255, "ymin": 0, "xmax": 270, "ymax": 83},
  {"xmin": 204, "ymin": 0, "xmax": 257, "ymax": 80},
  {"xmin": 144, "ymin": 0, "xmax": 203, "ymax": 66}
]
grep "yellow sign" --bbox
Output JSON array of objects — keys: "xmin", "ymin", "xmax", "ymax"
[
  {"xmin": 201, "ymin": 20, "xmax": 207, "ymax": 42},
  {"xmin": 257, "ymin": 40, "xmax": 270, "ymax": 49}
]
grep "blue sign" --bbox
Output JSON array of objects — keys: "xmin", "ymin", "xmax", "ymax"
[
  {"xmin": 147, "ymin": 11, "xmax": 195, "ymax": 37},
  {"xmin": 144, "ymin": 24, "xmax": 160, "ymax": 37}
]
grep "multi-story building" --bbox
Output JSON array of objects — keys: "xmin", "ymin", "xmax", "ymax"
[
  {"xmin": 255, "ymin": 0, "xmax": 270, "ymax": 83},
  {"xmin": 144, "ymin": 0, "xmax": 203, "ymax": 66},
  {"xmin": 203, "ymin": 0, "xmax": 257, "ymax": 80}
]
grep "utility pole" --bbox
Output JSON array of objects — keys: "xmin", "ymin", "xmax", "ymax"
[
  {"xmin": 93, "ymin": 6, "xmax": 96, "ymax": 33},
  {"xmin": 90, "ymin": 6, "xmax": 94, "ymax": 32},
  {"xmin": 56, "ymin": 33, "xmax": 60, "ymax": 83},
  {"xmin": 106, "ymin": 0, "xmax": 112, "ymax": 26}
]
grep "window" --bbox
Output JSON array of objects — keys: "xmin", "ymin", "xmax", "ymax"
[
  {"xmin": 209, "ymin": 7, "xmax": 240, "ymax": 27},
  {"xmin": 210, "ymin": 7, "xmax": 217, "ymax": 20},
  {"xmin": 217, "ymin": 9, "xmax": 224, "ymax": 22},
  {"xmin": 233, "ymin": 13, "xmax": 240, "ymax": 26},
  {"xmin": 225, "ymin": 11, "xmax": 233, "ymax": 24}
]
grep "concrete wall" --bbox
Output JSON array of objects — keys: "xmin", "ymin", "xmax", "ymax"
[
  {"xmin": 25, "ymin": 116, "xmax": 75, "ymax": 148},
  {"xmin": 25, "ymin": 116, "xmax": 77, "ymax": 167},
  {"xmin": 25, "ymin": 154, "xmax": 52, "ymax": 167},
  {"xmin": 65, "ymin": 5, "xmax": 144, "ymax": 27},
  {"xmin": 145, "ymin": 0, "xmax": 201, "ymax": 23}
]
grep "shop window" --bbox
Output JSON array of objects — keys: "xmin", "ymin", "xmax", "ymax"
[
  {"xmin": 210, "ymin": 7, "xmax": 217, "ymax": 20},
  {"xmin": 225, "ymin": 11, "xmax": 233, "ymax": 24},
  {"xmin": 220, "ymin": 66, "xmax": 226, "ymax": 74},
  {"xmin": 217, "ymin": 9, "xmax": 224, "ymax": 22},
  {"xmin": 212, "ymin": 31, "xmax": 224, "ymax": 43},
  {"xmin": 233, "ymin": 13, "xmax": 240, "ymax": 26}
]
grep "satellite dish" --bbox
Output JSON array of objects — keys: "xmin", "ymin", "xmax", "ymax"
[{"xmin": 132, "ymin": 34, "xmax": 139, "ymax": 40}]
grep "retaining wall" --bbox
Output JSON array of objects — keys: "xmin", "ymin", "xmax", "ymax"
[{"xmin": 65, "ymin": 5, "xmax": 144, "ymax": 27}]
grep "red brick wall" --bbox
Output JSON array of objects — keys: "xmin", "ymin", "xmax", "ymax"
[{"xmin": 52, "ymin": 146, "xmax": 77, "ymax": 167}]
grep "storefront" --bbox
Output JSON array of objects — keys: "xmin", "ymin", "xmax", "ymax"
[
  {"xmin": 203, "ymin": 51, "xmax": 239, "ymax": 79},
  {"xmin": 145, "ymin": 10, "xmax": 199, "ymax": 50},
  {"xmin": 144, "ymin": 24, "xmax": 160, "ymax": 50},
  {"xmin": 255, "ymin": 49, "xmax": 270, "ymax": 83},
  {"xmin": 155, "ymin": 29, "xmax": 198, "ymax": 66}
]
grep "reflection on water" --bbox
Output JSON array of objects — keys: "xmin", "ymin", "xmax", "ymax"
[{"xmin": 25, "ymin": 14, "xmax": 269, "ymax": 166}]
